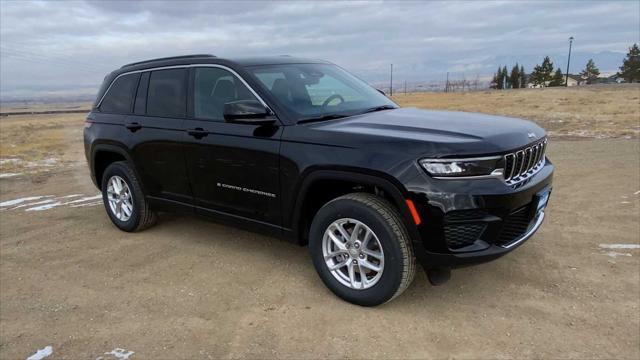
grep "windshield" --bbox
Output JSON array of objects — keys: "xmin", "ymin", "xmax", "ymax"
[{"xmin": 247, "ymin": 63, "xmax": 397, "ymax": 122}]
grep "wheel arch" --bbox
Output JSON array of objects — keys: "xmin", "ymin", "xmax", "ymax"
[
  {"xmin": 290, "ymin": 168, "xmax": 421, "ymax": 247},
  {"xmin": 91, "ymin": 143, "xmax": 134, "ymax": 189}
]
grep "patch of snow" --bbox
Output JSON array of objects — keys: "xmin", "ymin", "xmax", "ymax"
[
  {"xmin": 64, "ymin": 195, "xmax": 101, "ymax": 205},
  {"xmin": 58, "ymin": 194, "xmax": 84, "ymax": 199},
  {"xmin": 26, "ymin": 345, "xmax": 53, "ymax": 360},
  {"xmin": 1, "ymin": 194, "xmax": 102, "ymax": 212},
  {"xmin": 0, "ymin": 172, "xmax": 22, "ymax": 178},
  {"xmin": 41, "ymin": 158, "xmax": 58, "ymax": 166},
  {"xmin": 0, "ymin": 158, "xmax": 21, "ymax": 165},
  {"xmin": 70, "ymin": 201, "xmax": 102, "ymax": 208},
  {"xmin": 635, "ymin": 191, "xmax": 640, "ymax": 195},
  {"xmin": 96, "ymin": 348, "xmax": 135, "ymax": 360},
  {"xmin": 11, "ymin": 199, "xmax": 55, "ymax": 209},
  {"xmin": 25, "ymin": 202, "xmax": 62, "ymax": 211},
  {"xmin": 599, "ymin": 244, "xmax": 640, "ymax": 250},
  {"xmin": 0, "ymin": 196, "xmax": 48, "ymax": 207},
  {"xmin": 621, "ymin": 201, "xmax": 631, "ymax": 204},
  {"xmin": 604, "ymin": 251, "xmax": 632, "ymax": 258}
]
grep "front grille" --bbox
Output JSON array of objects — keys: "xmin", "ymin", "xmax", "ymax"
[
  {"xmin": 495, "ymin": 205, "xmax": 533, "ymax": 246},
  {"xmin": 444, "ymin": 223, "xmax": 487, "ymax": 249},
  {"xmin": 503, "ymin": 138, "xmax": 547, "ymax": 185}
]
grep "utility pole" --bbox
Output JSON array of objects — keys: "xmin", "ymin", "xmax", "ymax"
[
  {"xmin": 404, "ymin": 80, "xmax": 407, "ymax": 95},
  {"xmin": 565, "ymin": 36, "xmax": 574, "ymax": 87},
  {"xmin": 389, "ymin": 64, "xmax": 393, "ymax": 96}
]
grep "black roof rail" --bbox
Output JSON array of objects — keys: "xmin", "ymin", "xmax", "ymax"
[{"xmin": 121, "ymin": 54, "xmax": 216, "ymax": 68}]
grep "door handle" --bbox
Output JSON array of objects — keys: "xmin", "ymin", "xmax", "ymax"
[
  {"xmin": 187, "ymin": 128, "xmax": 208, "ymax": 139},
  {"xmin": 125, "ymin": 122, "xmax": 142, "ymax": 132}
]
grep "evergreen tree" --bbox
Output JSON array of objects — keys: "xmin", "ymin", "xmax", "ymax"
[
  {"xmin": 519, "ymin": 65, "xmax": 526, "ymax": 88},
  {"xmin": 490, "ymin": 67, "xmax": 501, "ymax": 89},
  {"xmin": 619, "ymin": 43, "xmax": 640, "ymax": 83},
  {"xmin": 549, "ymin": 68, "xmax": 564, "ymax": 87},
  {"xmin": 509, "ymin": 63, "xmax": 520, "ymax": 89},
  {"xmin": 501, "ymin": 66, "xmax": 509, "ymax": 88},
  {"xmin": 531, "ymin": 56, "xmax": 554, "ymax": 86},
  {"xmin": 580, "ymin": 59, "xmax": 600, "ymax": 84}
]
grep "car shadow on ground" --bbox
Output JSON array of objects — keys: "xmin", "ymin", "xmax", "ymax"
[{"xmin": 146, "ymin": 211, "xmax": 509, "ymax": 310}]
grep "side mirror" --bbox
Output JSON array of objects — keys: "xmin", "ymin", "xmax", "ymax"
[{"xmin": 223, "ymin": 100, "xmax": 275, "ymax": 125}]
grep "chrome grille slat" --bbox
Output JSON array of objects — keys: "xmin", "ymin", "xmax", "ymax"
[
  {"xmin": 505, "ymin": 154, "xmax": 516, "ymax": 179},
  {"xmin": 518, "ymin": 150, "xmax": 527, "ymax": 176},
  {"xmin": 503, "ymin": 138, "xmax": 547, "ymax": 185}
]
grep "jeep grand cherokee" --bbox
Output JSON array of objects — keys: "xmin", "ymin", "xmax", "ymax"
[{"xmin": 84, "ymin": 54, "xmax": 553, "ymax": 306}]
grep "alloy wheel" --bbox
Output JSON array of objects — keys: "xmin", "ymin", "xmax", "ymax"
[
  {"xmin": 322, "ymin": 218, "xmax": 385, "ymax": 290},
  {"xmin": 106, "ymin": 175, "xmax": 133, "ymax": 221}
]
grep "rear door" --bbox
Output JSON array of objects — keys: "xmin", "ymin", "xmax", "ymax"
[
  {"xmin": 182, "ymin": 66, "xmax": 282, "ymax": 225},
  {"xmin": 126, "ymin": 68, "xmax": 192, "ymax": 204}
]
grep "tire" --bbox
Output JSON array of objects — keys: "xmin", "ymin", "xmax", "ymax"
[
  {"xmin": 101, "ymin": 161, "xmax": 156, "ymax": 232},
  {"xmin": 309, "ymin": 193, "xmax": 416, "ymax": 306}
]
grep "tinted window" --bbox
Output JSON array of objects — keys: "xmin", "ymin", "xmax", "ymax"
[
  {"xmin": 134, "ymin": 72, "xmax": 150, "ymax": 115},
  {"xmin": 193, "ymin": 67, "xmax": 258, "ymax": 121},
  {"xmin": 147, "ymin": 69, "xmax": 187, "ymax": 118},
  {"xmin": 99, "ymin": 73, "xmax": 139, "ymax": 113}
]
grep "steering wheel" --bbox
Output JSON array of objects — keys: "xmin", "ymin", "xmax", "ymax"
[{"xmin": 322, "ymin": 94, "xmax": 345, "ymax": 107}]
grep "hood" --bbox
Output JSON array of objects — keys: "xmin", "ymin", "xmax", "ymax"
[{"xmin": 304, "ymin": 107, "xmax": 546, "ymax": 157}]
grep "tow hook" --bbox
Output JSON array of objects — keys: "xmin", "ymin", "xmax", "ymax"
[{"xmin": 427, "ymin": 267, "xmax": 451, "ymax": 286}]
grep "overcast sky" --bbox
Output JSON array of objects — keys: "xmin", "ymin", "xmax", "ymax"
[{"xmin": 1, "ymin": 0, "xmax": 638, "ymax": 100}]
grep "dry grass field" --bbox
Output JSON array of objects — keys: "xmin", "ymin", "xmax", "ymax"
[
  {"xmin": 393, "ymin": 84, "xmax": 640, "ymax": 139},
  {"xmin": 0, "ymin": 85, "xmax": 639, "ymax": 359}
]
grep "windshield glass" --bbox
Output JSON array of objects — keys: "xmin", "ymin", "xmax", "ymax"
[{"xmin": 247, "ymin": 63, "xmax": 397, "ymax": 122}]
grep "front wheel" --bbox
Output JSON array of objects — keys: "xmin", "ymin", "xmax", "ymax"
[{"xmin": 309, "ymin": 193, "xmax": 416, "ymax": 306}]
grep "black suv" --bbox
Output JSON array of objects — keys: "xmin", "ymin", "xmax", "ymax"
[{"xmin": 85, "ymin": 54, "xmax": 553, "ymax": 306}]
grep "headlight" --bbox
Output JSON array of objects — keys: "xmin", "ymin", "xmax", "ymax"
[{"xmin": 419, "ymin": 157, "xmax": 503, "ymax": 178}]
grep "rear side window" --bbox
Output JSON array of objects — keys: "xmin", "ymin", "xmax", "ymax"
[
  {"xmin": 147, "ymin": 69, "xmax": 187, "ymax": 118},
  {"xmin": 99, "ymin": 73, "xmax": 140, "ymax": 114},
  {"xmin": 134, "ymin": 72, "xmax": 150, "ymax": 115}
]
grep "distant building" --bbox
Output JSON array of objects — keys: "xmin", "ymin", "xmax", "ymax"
[
  {"xmin": 525, "ymin": 74, "xmax": 586, "ymax": 88},
  {"xmin": 593, "ymin": 74, "xmax": 625, "ymax": 84},
  {"xmin": 565, "ymin": 74, "xmax": 586, "ymax": 86}
]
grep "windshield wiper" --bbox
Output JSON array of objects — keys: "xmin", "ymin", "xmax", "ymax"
[
  {"xmin": 360, "ymin": 105, "xmax": 397, "ymax": 114},
  {"xmin": 298, "ymin": 113, "xmax": 351, "ymax": 124}
]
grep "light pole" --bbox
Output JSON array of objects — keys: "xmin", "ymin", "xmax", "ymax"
[
  {"xmin": 565, "ymin": 36, "xmax": 574, "ymax": 87},
  {"xmin": 390, "ymin": 64, "xmax": 393, "ymax": 96}
]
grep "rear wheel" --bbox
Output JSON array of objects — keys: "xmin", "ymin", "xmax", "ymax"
[
  {"xmin": 309, "ymin": 193, "xmax": 415, "ymax": 306},
  {"xmin": 101, "ymin": 161, "xmax": 156, "ymax": 232}
]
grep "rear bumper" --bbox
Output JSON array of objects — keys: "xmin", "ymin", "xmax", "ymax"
[{"xmin": 404, "ymin": 159, "xmax": 554, "ymax": 269}]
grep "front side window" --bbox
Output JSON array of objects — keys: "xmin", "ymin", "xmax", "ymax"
[
  {"xmin": 147, "ymin": 68, "xmax": 187, "ymax": 118},
  {"xmin": 248, "ymin": 63, "xmax": 396, "ymax": 121},
  {"xmin": 99, "ymin": 73, "xmax": 140, "ymax": 114},
  {"xmin": 193, "ymin": 67, "xmax": 258, "ymax": 121}
]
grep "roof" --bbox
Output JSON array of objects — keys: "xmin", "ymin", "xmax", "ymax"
[
  {"xmin": 121, "ymin": 54, "xmax": 216, "ymax": 68},
  {"xmin": 566, "ymin": 74, "xmax": 583, "ymax": 81},
  {"xmin": 224, "ymin": 56, "xmax": 330, "ymax": 66},
  {"xmin": 119, "ymin": 54, "xmax": 329, "ymax": 71}
]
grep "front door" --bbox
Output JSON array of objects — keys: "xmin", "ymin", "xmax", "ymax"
[{"xmin": 182, "ymin": 66, "xmax": 282, "ymax": 225}]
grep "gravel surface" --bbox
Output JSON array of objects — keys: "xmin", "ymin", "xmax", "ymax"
[{"xmin": 1, "ymin": 139, "xmax": 639, "ymax": 359}]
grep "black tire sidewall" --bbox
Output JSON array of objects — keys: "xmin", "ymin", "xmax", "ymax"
[
  {"xmin": 309, "ymin": 197, "xmax": 406, "ymax": 306},
  {"xmin": 101, "ymin": 162, "xmax": 142, "ymax": 232}
]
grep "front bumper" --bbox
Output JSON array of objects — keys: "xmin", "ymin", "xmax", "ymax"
[{"xmin": 404, "ymin": 159, "xmax": 554, "ymax": 269}]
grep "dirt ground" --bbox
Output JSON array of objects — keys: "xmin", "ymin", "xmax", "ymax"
[{"xmin": 1, "ymin": 93, "xmax": 639, "ymax": 359}]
